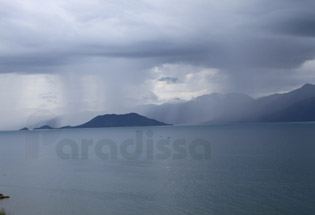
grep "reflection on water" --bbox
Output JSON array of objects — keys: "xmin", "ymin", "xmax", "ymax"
[{"xmin": 0, "ymin": 124, "xmax": 315, "ymax": 215}]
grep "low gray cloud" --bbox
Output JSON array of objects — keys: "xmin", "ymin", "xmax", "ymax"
[{"xmin": 158, "ymin": 77, "xmax": 178, "ymax": 84}]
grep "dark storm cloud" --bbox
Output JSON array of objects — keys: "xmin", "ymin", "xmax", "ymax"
[
  {"xmin": 0, "ymin": 0, "xmax": 315, "ymax": 94},
  {"xmin": 86, "ymin": 40, "xmax": 211, "ymax": 59},
  {"xmin": 259, "ymin": 9, "xmax": 315, "ymax": 38},
  {"xmin": 285, "ymin": 17, "xmax": 315, "ymax": 37}
]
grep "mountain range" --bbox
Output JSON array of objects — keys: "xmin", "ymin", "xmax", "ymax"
[
  {"xmin": 21, "ymin": 83, "xmax": 315, "ymax": 130},
  {"xmin": 137, "ymin": 83, "xmax": 315, "ymax": 124},
  {"xmin": 23, "ymin": 113, "xmax": 169, "ymax": 130}
]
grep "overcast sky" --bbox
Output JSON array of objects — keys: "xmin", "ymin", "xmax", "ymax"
[{"xmin": 1, "ymin": 0, "xmax": 315, "ymax": 129}]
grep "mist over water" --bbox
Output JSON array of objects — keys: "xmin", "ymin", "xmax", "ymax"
[{"xmin": 0, "ymin": 124, "xmax": 314, "ymax": 215}]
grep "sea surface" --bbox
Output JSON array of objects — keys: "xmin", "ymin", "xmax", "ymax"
[{"xmin": 0, "ymin": 123, "xmax": 315, "ymax": 215}]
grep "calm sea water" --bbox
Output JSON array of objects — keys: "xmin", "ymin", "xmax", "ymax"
[{"xmin": 0, "ymin": 124, "xmax": 315, "ymax": 215}]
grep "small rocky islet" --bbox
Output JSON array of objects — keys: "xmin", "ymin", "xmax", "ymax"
[{"xmin": 0, "ymin": 193, "xmax": 9, "ymax": 199}]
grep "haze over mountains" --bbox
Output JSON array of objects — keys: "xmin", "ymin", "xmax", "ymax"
[
  {"xmin": 21, "ymin": 83, "xmax": 315, "ymax": 130},
  {"xmin": 137, "ymin": 84, "xmax": 315, "ymax": 124},
  {"xmin": 137, "ymin": 93, "xmax": 254, "ymax": 124}
]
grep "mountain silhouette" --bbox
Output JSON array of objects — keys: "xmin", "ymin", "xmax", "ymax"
[
  {"xmin": 137, "ymin": 83, "xmax": 315, "ymax": 124},
  {"xmin": 69, "ymin": 113, "xmax": 169, "ymax": 128},
  {"xmin": 35, "ymin": 125, "xmax": 53, "ymax": 130},
  {"xmin": 137, "ymin": 93, "xmax": 254, "ymax": 124},
  {"xmin": 30, "ymin": 113, "xmax": 169, "ymax": 130},
  {"xmin": 213, "ymin": 83, "xmax": 315, "ymax": 123}
]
